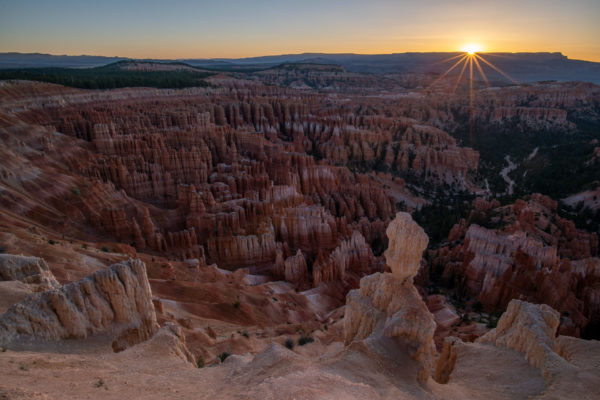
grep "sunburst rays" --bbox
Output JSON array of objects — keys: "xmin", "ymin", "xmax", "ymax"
[
  {"xmin": 472, "ymin": 55, "xmax": 490, "ymax": 87},
  {"xmin": 473, "ymin": 54, "xmax": 519, "ymax": 85},
  {"xmin": 426, "ymin": 54, "xmax": 469, "ymax": 91},
  {"xmin": 426, "ymin": 51, "xmax": 518, "ymax": 94},
  {"xmin": 423, "ymin": 49, "xmax": 520, "ymax": 145}
]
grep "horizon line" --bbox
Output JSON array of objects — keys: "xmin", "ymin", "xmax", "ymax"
[{"xmin": 3, "ymin": 50, "xmax": 599, "ymax": 64}]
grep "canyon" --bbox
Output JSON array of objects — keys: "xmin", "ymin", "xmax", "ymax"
[{"xmin": 1, "ymin": 64, "xmax": 599, "ymax": 398}]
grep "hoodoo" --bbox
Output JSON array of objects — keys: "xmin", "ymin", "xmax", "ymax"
[{"xmin": 344, "ymin": 212, "xmax": 436, "ymax": 382}]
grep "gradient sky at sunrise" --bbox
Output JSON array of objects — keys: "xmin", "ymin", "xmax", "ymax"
[{"xmin": 1, "ymin": 0, "xmax": 599, "ymax": 61}]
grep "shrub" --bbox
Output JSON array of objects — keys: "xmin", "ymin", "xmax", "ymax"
[
  {"xmin": 233, "ymin": 301, "xmax": 241, "ymax": 309},
  {"xmin": 298, "ymin": 335, "xmax": 314, "ymax": 346},
  {"xmin": 82, "ymin": 244, "xmax": 88, "ymax": 249},
  {"xmin": 284, "ymin": 338, "xmax": 295, "ymax": 350},
  {"xmin": 241, "ymin": 330, "xmax": 249, "ymax": 338},
  {"xmin": 72, "ymin": 188, "xmax": 81, "ymax": 196},
  {"xmin": 218, "ymin": 352, "xmax": 230, "ymax": 363},
  {"xmin": 196, "ymin": 357, "xmax": 205, "ymax": 368},
  {"xmin": 101, "ymin": 246, "xmax": 109, "ymax": 252},
  {"xmin": 472, "ymin": 300, "xmax": 483, "ymax": 313},
  {"xmin": 48, "ymin": 239, "xmax": 56, "ymax": 245},
  {"xmin": 486, "ymin": 317, "xmax": 498, "ymax": 329}
]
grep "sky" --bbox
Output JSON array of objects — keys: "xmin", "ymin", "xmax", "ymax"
[{"xmin": 1, "ymin": 0, "xmax": 599, "ymax": 61}]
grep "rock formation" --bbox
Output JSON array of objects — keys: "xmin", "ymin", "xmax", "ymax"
[
  {"xmin": 274, "ymin": 248, "xmax": 308, "ymax": 284},
  {"xmin": 477, "ymin": 300, "xmax": 561, "ymax": 374},
  {"xmin": 434, "ymin": 194, "xmax": 600, "ymax": 337},
  {"xmin": 436, "ymin": 299, "xmax": 600, "ymax": 399},
  {"xmin": 312, "ymin": 230, "xmax": 378, "ymax": 286},
  {"xmin": 383, "ymin": 213, "xmax": 429, "ymax": 282},
  {"xmin": 0, "ymin": 258, "xmax": 158, "ymax": 350},
  {"xmin": 344, "ymin": 212, "xmax": 436, "ymax": 381},
  {"xmin": 0, "ymin": 254, "xmax": 60, "ymax": 290},
  {"xmin": 125, "ymin": 322, "xmax": 195, "ymax": 365}
]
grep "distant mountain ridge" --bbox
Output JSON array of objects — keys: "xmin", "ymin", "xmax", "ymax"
[
  {"xmin": 0, "ymin": 52, "xmax": 127, "ymax": 68},
  {"xmin": 1, "ymin": 51, "xmax": 600, "ymax": 84}
]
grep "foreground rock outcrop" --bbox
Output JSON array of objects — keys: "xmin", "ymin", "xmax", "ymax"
[
  {"xmin": 0, "ymin": 258, "xmax": 158, "ymax": 349},
  {"xmin": 477, "ymin": 300, "xmax": 562, "ymax": 374},
  {"xmin": 344, "ymin": 212, "xmax": 436, "ymax": 382},
  {"xmin": 436, "ymin": 298, "xmax": 600, "ymax": 398}
]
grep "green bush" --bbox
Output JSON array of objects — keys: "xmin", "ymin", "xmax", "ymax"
[
  {"xmin": 486, "ymin": 317, "xmax": 498, "ymax": 329},
  {"xmin": 101, "ymin": 246, "xmax": 109, "ymax": 252},
  {"xmin": 298, "ymin": 335, "xmax": 314, "ymax": 346},
  {"xmin": 196, "ymin": 357, "xmax": 205, "ymax": 368},
  {"xmin": 48, "ymin": 239, "xmax": 56, "ymax": 245},
  {"xmin": 284, "ymin": 338, "xmax": 295, "ymax": 350},
  {"xmin": 218, "ymin": 352, "xmax": 230, "ymax": 363}
]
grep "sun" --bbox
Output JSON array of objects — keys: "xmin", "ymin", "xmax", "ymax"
[{"xmin": 461, "ymin": 43, "xmax": 483, "ymax": 55}]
